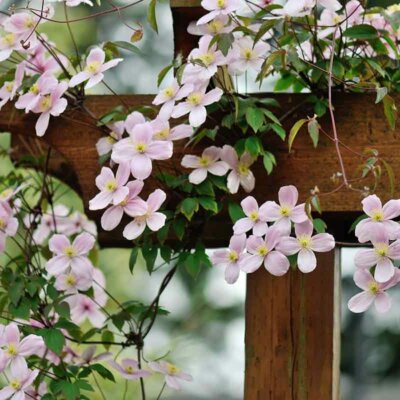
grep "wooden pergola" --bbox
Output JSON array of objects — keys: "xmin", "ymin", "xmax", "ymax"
[{"xmin": 1, "ymin": 3, "xmax": 399, "ymax": 399}]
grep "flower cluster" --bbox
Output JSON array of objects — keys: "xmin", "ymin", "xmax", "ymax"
[
  {"xmin": 212, "ymin": 186, "xmax": 335, "ymax": 283},
  {"xmin": 349, "ymin": 195, "xmax": 400, "ymax": 314}
]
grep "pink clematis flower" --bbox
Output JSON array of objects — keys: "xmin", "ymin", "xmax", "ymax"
[
  {"xmin": 171, "ymin": 87, "xmax": 223, "ymax": 127},
  {"xmin": 31, "ymin": 81, "xmax": 68, "ymax": 136},
  {"xmin": 69, "ymin": 47, "xmax": 123, "ymax": 89},
  {"xmin": 188, "ymin": 15, "xmax": 232, "ymax": 36},
  {"xmin": 124, "ymin": 111, "xmax": 146, "ymax": 133},
  {"xmin": 277, "ymin": 220, "xmax": 335, "ymax": 273},
  {"xmin": 211, "ymin": 233, "xmax": 247, "ymax": 284},
  {"xmin": 0, "ymin": 32, "xmax": 29, "ymax": 62},
  {"xmin": 68, "ymin": 293, "xmax": 106, "ymax": 328},
  {"xmin": 111, "ymin": 123, "xmax": 173, "ymax": 180},
  {"xmin": 123, "ymin": 189, "xmax": 167, "ymax": 240},
  {"xmin": 233, "ymin": 196, "xmax": 269, "ymax": 236},
  {"xmin": 46, "ymin": 232, "xmax": 95, "ymax": 276},
  {"xmin": 0, "ymin": 201, "xmax": 18, "ymax": 253},
  {"xmin": 3, "ymin": 12, "xmax": 41, "ymax": 35},
  {"xmin": 241, "ymin": 228, "xmax": 290, "ymax": 276},
  {"xmin": 228, "ymin": 37, "xmax": 270, "ymax": 75},
  {"xmin": 0, "ymin": 323, "xmax": 44, "ymax": 372},
  {"xmin": 348, "ymin": 269, "xmax": 400, "ymax": 313},
  {"xmin": 101, "ymin": 180, "xmax": 144, "ymax": 231},
  {"xmin": 354, "ymin": 225, "xmax": 400, "ymax": 283},
  {"xmin": 150, "ymin": 119, "xmax": 193, "ymax": 141},
  {"xmin": 272, "ymin": 0, "xmax": 315, "ymax": 17},
  {"xmin": 96, "ymin": 121, "xmax": 125, "ymax": 156},
  {"xmin": 153, "ymin": 79, "xmax": 193, "ymax": 119},
  {"xmin": 89, "ymin": 164, "xmax": 130, "ymax": 210},
  {"xmin": 109, "ymin": 358, "xmax": 151, "ymax": 380},
  {"xmin": 148, "ymin": 361, "xmax": 192, "ymax": 390},
  {"xmin": 197, "ymin": 0, "xmax": 242, "ymax": 25},
  {"xmin": 0, "ymin": 62, "xmax": 24, "ymax": 110},
  {"xmin": 0, "ymin": 362, "xmax": 39, "ymax": 400},
  {"xmin": 181, "ymin": 146, "xmax": 229, "ymax": 184},
  {"xmin": 262, "ymin": 185, "xmax": 308, "ymax": 235},
  {"xmin": 355, "ymin": 195, "xmax": 400, "ymax": 243},
  {"xmin": 79, "ymin": 346, "xmax": 112, "ymax": 365},
  {"xmin": 64, "ymin": 211, "xmax": 98, "ymax": 237},
  {"xmin": 26, "ymin": 382, "xmax": 47, "ymax": 400},
  {"xmin": 54, "ymin": 269, "xmax": 94, "ymax": 293},
  {"xmin": 221, "ymin": 145, "xmax": 256, "ymax": 194}
]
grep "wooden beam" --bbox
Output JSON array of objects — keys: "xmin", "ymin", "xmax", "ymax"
[{"xmin": 245, "ymin": 250, "xmax": 341, "ymax": 400}]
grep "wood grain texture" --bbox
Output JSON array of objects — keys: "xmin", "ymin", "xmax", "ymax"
[{"xmin": 245, "ymin": 250, "xmax": 341, "ymax": 400}]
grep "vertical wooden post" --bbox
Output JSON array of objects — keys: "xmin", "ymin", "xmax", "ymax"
[{"xmin": 244, "ymin": 249, "xmax": 341, "ymax": 400}]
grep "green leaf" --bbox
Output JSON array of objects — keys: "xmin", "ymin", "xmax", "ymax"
[
  {"xmin": 343, "ymin": 24, "xmax": 378, "ymax": 40},
  {"xmin": 245, "ymin": 136, "xmax": 262, "ymax": 157},
  {"xmin": 179, "ymin": 198, "xmax": 199, "ymax": 221},
  {"xmin": 245, "ymin": 107, "xmax": 265, "ymax": 133},
  {"xmin": 262, "ymin": 109, "xmax": 281, "ymax": 125},
  {"xmin": 263, "ymin": 151, "xmax": 276, "ymax": 175},
  {"xmin": 39, "ymin": 328, "xmax": 65, "ymax": 355},
  {"xmin": 228, "ymin": 202, "xmax": 245, "ymax": 223},
  {"xmin": 383, "ymin": 95, "xmax": 397, "ymax": 130},
  {"xmin": 157, "ymin": 64, "xmax": 173, "ymax": 87},
  {"xmin": 129, "ymin": 247, "xmax": 140, "ymax": 273},
  {"xmin": 91, "ymin": 364, "xmax": 115, "ymax": 382},
  {"xmin": 147, "ymin": 0, "xmax": 158, "ymax": 33},
  {"xmin": 288, "ymin": 119, "xmax": 307, "ymax": 152},
  {"xmin": 142, "ymin": 245, "xmax": 158, "ymax": 274},
  {"xmin": 313, "ymin": 218, "xmax": 327, "ymax": 233},
  {"xmin": 101, "ymin": 330, "xmax": 114, "ymax": 351},
  {"xmin": 307, "ymin": 119, "xmax": 319, "ymax": 148},
  {"xmin": 375, "ymin": 86, "xmax": 388, "ymax": 104},
  {"xmin": 111, "ymin": 41, "xmax": 141, "ymax": 55},
  {"xmin": 217, "ymin": 33, "xmax": 234, "ymax": 56},
  {"xmin": 271, "ymin": 123, "xmax": 286, "ymax": 140},
  {"xmin": 198, "ymin": 197, "xmax": 219, "ymax": 213},
  {"xmin": 173, "ymin": 218, "xmax": 186, "ymax": 240}
]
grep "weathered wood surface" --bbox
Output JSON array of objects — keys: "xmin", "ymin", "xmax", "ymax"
[{"xmin": 245, "ymin": 250, "xmax": 341, "ymax": 400}]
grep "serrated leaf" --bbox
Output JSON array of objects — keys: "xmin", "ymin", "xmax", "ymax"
[{"xmin": 180, "ymin": 198, "xmax": 199, "ymax": 221}]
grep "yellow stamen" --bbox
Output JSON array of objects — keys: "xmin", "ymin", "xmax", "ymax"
[
  {"xmin": 163, "ymin": 87, "xmax": 175, "ymax": 98},
  {"xmin": 10, "ymin": 379, "xmax": 21, "ymax": 390},
  {"xmin": 64, "ymin": 246, "xmax": 76, "ymax": 258},
  {"xmin": 257, "ymin": 245, "xmax": 269, "ymax": 257},
  {"xmin": 135, "ymin": 143, "xmax": 147, "ymax": 153},
  {"xmin": 187, "ymin": 93, "xmax": 202, "ymax": 106},
  {"xmin": 279, "ymin": 206, "xmax": 291, "ymax": 217},
  {"xmin": 368, "ymin": 282, "xmax": 380, "ymax": 295},
  {"xmin": 85, "ymin": 61, "xmax": 101, "ymax": 74},
  {"xmin": 105, "ymin": 179, "xmax": 117, "ymax": 192},
  {"xmin": 228, "ymin": 250, "xmax": 238, "ymax": 262},
  {"xmin": 166, "ymin": 363, "xmax": 180, "ymax": 375},
  {"xmin": 375, "ymin": 243, "xmax": 389, "ymax": 257}
]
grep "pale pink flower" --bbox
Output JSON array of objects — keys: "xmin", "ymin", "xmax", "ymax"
[
  {"xmin": 3, "ymin": 12, "xmax": 40, "ymax": 35},
  {"xmin": 25, "ymin": 382, "xmax": 47, "ymax": 400},
  {"xmin": 181, "ymin": 146, "xmax": 229, "ymax": 184},
  {"xmin": 228, "ymin": 37, "xmax": 270, "ymax": 75},
  {"xmin": 185, "ymin": 35, "xmax": 226, "ymax": 81},
  {"xmin": 68, "ymin": 294, "xmax": 105, "ymax": 328},
  {"xmin": 101, "ymin": 180, "xmax": 144, "ymax": 231},
  {"xmin": 221, "ymin": 145, "xmax": 255, "ymax": 194},
  {"xmin": 89, "ymin": 164, "xmax": 130, "ymax": 210},
  {"xmin": 109, "ymin": 358, "xmax": 151, "ymax": 380},
  {"xmin": 31, "ymin": 81, "xmax": 68, "ymax": 136},
  {"xmin": 64, "ymin": 211, "xmax": 97, "ymax": 237},
  {"xmin": 241, "ymin": 228, "xmax": 290, "ymax": 276},
  {"xmin": 66, "ymin": 0, "xmax": 94, "ymax": 6},
  {"xmin": 46, "ymin": 232, "xmax": 95, "ymax": 276},
  {"xmin": 112, "ymin": 122, "xmax": 173, "ymax": 180},
  {"xmin": 262, "ymin": 185, "xmax": 308, "ymax": 235},
  {"xmin": 15, "ymin": 74, "xmax": 59, "ymax": 113},
  {"xmin": 0, "ymin": 323, "xmax": 44, "ymax": 372},
  {"xmin": 272, "ymin": 0, "xmax": 315, "ymax": 17},
  {"xmin": 318, "ymin": 0, "xmax": 341, "ymax": 11},
  {"xmin": 277, "ymin": 220, "xmax": 335, "ymax": 273},
  {"xmin": 171, "ymin": 87, "xmax": 223, "ymax": 127},
  {"xmin": 69, "ymin": 47, "xmax": 122, "ymax": 89},
  {"xmin": 0, "ymin": 201, "xmax": 18, "ymax": 253},
  {"xmin": 355, "ymin": 195, "xmax": 400, "ymax": 243},
  {"xmin": 0, "ymin": 362, "xmax": 39, "ymax": 400},
  {"xmin": 124, "ymin": 111, "xmax": 146, "ymax": 133},
  {"xmin": 211, "ymin": 233, "xmax": 247, "ymax": 284},
  {"xmin": 348, "ymin": 269, "xmax": 400, "ymax": 313},
  {"xmin": 233, "ymin": 196, "xmax": 269, "ymax": 236},
  {"xmin": 26, "ymin": 42, "xmax": 68, "ymax": 76},
  {"xmin": 148, "ymin": 361, "xmax": 192, "ymax": 390},
  {"xmin": 197, "ymin": 0, "xmax": 242, "ymax": 25},
  {"xmin": 0, "ymin": 62, "xmax": 24, "ymax": 110},
  {"xmin": 54, "ymin": 269, "xmax": 93, "ymax": 293},
  {"xmin": 354, "ymin": 225, "xmax": 400, "ymax": 283},
  {"xmin": 153, "ymin": 79, "xmax": 193, "ymax": 119},
  {"xmin": 123, "ymin": 189, "xmax": 167, "ymax": 240},
  {"xmin": 188, "ymin": 15, "xmax": 232, "ymax": 36},
  {"xmin": 79, "ymin": 346, "xmax": 112, "ymax": 365},
  {"xmin": 150, "ymin": 119, "xmax": 193, "ymax": 141},
  {"xmin": 96, "ymin": 121, "xmax": 125, "ymax": 156},
  {"xmin": 0, "ymin": 32, "xmax": 28, "ymax": 62}
]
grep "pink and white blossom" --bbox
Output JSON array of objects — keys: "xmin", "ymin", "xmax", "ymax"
[
  {"xmin": 96, "ymin": 121, "xmax": 125, "ymax": 156},
  {"xmin": 348, "ymin": 269, "xmax": 400, "ymax": 313},
  {"xmin": 354, "ymin": 226, "xmax": 400, "ymax": 283},
  {"xmin": 151, "ymin": 119, "xmax": 193, "ymax": 141},
  {"xmin": 68, "ymin": 293, "xmax": 106, "ymax": 328},
  {"xmin": 123, "ymin": 189, "xmax": 167, "ymax": 240},
  {"xmin": 197, "ymin": 0, "xmax": 242, "ymax": 25},
  {"xmin": 233, "ymin": 196, "xmax": 269, "ymax": 236},
  {"xmin": 188, "ymin": 15, "xmax": 232, "ymax": 36},
  {"xmin": 112, "ymin": 123, "xmax": 173, "ymax": 180},
  {"xmin": 0, "ymin": 62, "xmax": 24, "ymax": 110},
  {"xmin": 109, "ymin": 358, "xmax": 151, "ymax": 380},
  {"xmin": 69, "ymin": 47, "xmax": 123, "ymax": 89},
  {"xmin": 277, "ymin": 220, "xmax": 335, "ymax": 273},
  {"xmin": 355, "ymin": 195, "xmax": 400, "ymax": 243},
  {"xmin": 221, "ymin": 145, "xmax": 256, "ymax": 194},
  {"xmin": 89, "ymin": 164, "xmax": 130, "ymax": 210},
  {"xmin": 148, "ymin": 360, "xmax": 192, "ymax": 390},
  {"xmin": 46, "ymin": 232, "xmax": 95, "ymax": 276},
  {"xmin": 171, "ymin": 87, "xmax": 223, "ymax": 127},
  {"xmin": 181, "ymin": 146, "xmax": 229, "ymax": 184},
  {"xmin": 79, "ymin": 346, "xmax": 112, "ymax": 365},
  {"xmin": 101, "ymin": 180, "xmax": 144, "ymax": 231},
  {"xmin": 211, "ymin": 233, "xmax": 247, "ymax": 284},
  {"xmin": 54, "ymin": 269, "xmax": 94, "ymax": 293},
  {"xmin": 241, "ymin": 228, "xmax": 290, "ymax": 276},
  {"xmin": 0, "ymin": 201, "xmax": 18, "ymax": 253},
  {"xmin": 262, "ymin": 185, "xmax": 308, "ymax": 235}
]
